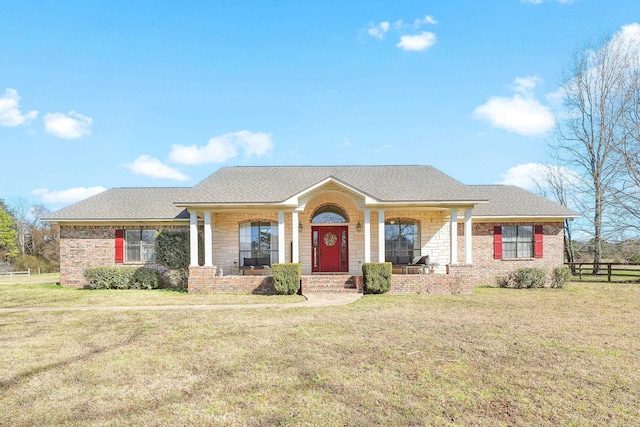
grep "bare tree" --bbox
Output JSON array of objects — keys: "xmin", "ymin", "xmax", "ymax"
[
  {"xmin": 533, "ymin": 165, "xmax": 578, "ymax": 267},
  {"xmin": 8, "ymin": 197, "xmax": 31, "ymax": 255},
  {"xmin": 553, "ymin": 35, "xmax": 634, "ymax": 272},
  {"xmin": 612, "ymin": 49, "xmax": 640, "ymax": 231}
]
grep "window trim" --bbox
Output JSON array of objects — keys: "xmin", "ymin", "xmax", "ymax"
[
  {"xmin": 123, "ymin": 229, "xmax": 157, "ymax": 264},
  {"xmin": 384, "ymin": 218, "xmax": 421, "ymax": 262},
  {"xmin": 494, "ymin": 224, "xmax": 543, "ymax": 260},
  {"xmin": 238, "ymin": 220, "xmax": 279, "ymax": 266}
]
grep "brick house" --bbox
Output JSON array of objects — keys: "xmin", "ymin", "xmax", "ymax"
[{"xmin": 44, "ymin": 165, "xmax": 577, "ymax": 294}]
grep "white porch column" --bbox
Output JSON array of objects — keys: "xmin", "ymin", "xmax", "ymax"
[
  {"xmin": 378, "ymin": 209, "xmax": 385, "ymax": 263},
  {"xmin": 364, "ymin": 209, "xmax": 371, "ymax": 263},
  {"xmin": 189, "ymin": 211, "xmax": 198, "ymax": 267},
  {"xmin": 292, "ymin": 210, "xmax": 299, "ymax": 263},
  {"xmin": 450, "ymin": 209, "xmax": 458, "ymax": 265},
  {"xmin": 204, "ymin": 211, "xmax": 213, "ymax": 267},
  {"xmin": 464, "ymin": 209, "xmax": 472, "ymax": 264},
  {"xmin": 278, "ymin": 210, "xmax": 285, "ymax": 263}
]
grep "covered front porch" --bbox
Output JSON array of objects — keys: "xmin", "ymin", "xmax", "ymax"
[{"xmin": 184, "ymin": 182, "xmax": 476, "ymax": 294}]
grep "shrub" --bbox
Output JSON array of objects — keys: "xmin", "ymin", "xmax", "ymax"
[
  {"xmin": 84, "ymin": 266, "xmax": 161, "ymax": 290},
  {"xmin": 362, "ymin": 262, "xmax": 392, "ymax": 294},
  {"xmin": 131, "ymin": 267, "xmax": 161, "ymax": 289},
  {"xmin": 155, "ymin": 230, "xmax": 190, "ymax": 269},
  {"xmin": 550, "ymin": 266, "xmax": 571, "ymax": 289},
  {"xmin": 514, "ymin": 267, "xmax": 547, "ymax": 289},
  {"xmin": 497, "ymin": 268, "xmax": 547, "ymax": 289},
  {"xmin": 496, "ymin": 271, "xmax": 517, "ymax": 288},
  {"xmin": 272, "ymin": 263, "xmax": 301, "ymax": 295}
]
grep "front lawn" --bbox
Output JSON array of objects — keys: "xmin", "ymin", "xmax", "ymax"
[
  {"xmin": 0, "ymin": 283, "xmax": 305, "ymax": 308},
  {"xmin": 1, "ymin": 283, "xmax": 638, "ymax": 425}
]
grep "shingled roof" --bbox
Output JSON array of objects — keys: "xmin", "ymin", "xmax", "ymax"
[
  {"xmin": 43, "ymin": 187, "xmax": 190, "ymax": 221},
  {"xmin": 469, "ymin": 185, "xmax": 578, "ymax": 218},
  {"xmin": 43, "ymin": 166, "xmax": 578, "ymax": 222},
  {"xmin": 179, "ymin": 165, "xmax": 483, "ymax": 204}
]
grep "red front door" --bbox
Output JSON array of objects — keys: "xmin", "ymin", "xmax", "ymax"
[{"xmin": 312, "ymin": 226, "xmax": 348, "ymax": 272}]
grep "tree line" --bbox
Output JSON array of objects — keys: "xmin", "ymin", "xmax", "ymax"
[{"xmin": 0, "ymin": 198, "xmax": 59, "ymax": 273}]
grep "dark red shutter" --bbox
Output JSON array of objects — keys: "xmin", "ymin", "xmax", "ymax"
[
  {"xmin": 534, "ymin": 225, "xmax": 543, "ymax": 258},
  {"xmin": 115, "ymin": 229, "xmax": 124, "ymax": 263},
  {"xmin": 493, "ymin": 226, "xmax": 502, "ymax": 259}
]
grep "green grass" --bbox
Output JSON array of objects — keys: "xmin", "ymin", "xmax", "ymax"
[
  {"xmin": 1, "ymin": 282, "xmax": 639, "ymax": 425},
  {"xmin": 0, "ymin": 283, "xmax": 306, "ymax": 308},
  {"xmin": 0, "ymin": 272, "xmax": 60, "ymax": 285}
]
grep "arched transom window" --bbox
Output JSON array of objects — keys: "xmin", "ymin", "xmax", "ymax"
[{"xmin": 311, "ymin": 205, "xmax": 348, "ymax": 223}]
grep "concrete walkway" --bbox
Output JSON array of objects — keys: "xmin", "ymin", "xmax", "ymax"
[{"xmin": 0, "ymin": 292, "xmax": 363, "ymax": 313}]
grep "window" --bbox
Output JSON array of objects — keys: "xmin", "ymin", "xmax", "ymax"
[
  {"xmin": 239, "ymin": 221, "xmax": 278, "ymax": 266},
  {"xmin": 499, "ymin": 225, "xmax": 537, "ymax": 259},
  {"xmin": 385, "ymin": 219, "xmax": 420, "ymax": 262},
  {"xmin": 312, "ymin": 205, "xmax": 348, "ymax": 223},
  {"xmin": 125, "ymin": 229, "xmax": 156, "ymax": 263}
]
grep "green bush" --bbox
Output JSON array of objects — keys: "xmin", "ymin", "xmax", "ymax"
[
  {"xmin": 362, "ymin": 262, "xmax": 392, "ymax": 294},
  {"xmin": 550, "ymin": 266, "xmax": 571, "ymax": 289},
  {"xmin": 514, "ymin": 268, "xmax": 547, "ymax": 288},
  {"xmin": 272, "ymin": 263, "xmax": 301, "ymax": 295},
  {"xmin": 155, "ymin": 229, "xmax": 190, "ymax": 269},
  {"xmin": 497, "ymin": 268, "xmax": 548, "ymax": 289},
  {"xmin": 12, "ymin": 254, "xmax": 59, "ymax": 273},
  {"xmin": 84, "ymin": 266, "xmax": 161, "ymax": 290},
  {"xmin": 496, "ymin": 271, "xmax": 517, "ymax": 288}
]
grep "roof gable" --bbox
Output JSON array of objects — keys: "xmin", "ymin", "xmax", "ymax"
[{"xmin": 178, "ymin": 165, "xmax": 484, "ymax": 205}]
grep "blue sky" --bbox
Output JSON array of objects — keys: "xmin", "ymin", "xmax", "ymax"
[{"xmin": 1, "ymin": 0, "xmax": 639, "ymax": 210}]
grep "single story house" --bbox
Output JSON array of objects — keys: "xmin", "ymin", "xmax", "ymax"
[{"xmin": 44, "ymin": 165, "xmax": 578, "ymax": 294}]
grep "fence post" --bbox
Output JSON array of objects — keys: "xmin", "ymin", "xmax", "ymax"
[
  {"xmin": 607, "ymin": 264, "xmax": 612, "ymax": 282},
  {"xmin": 579, "ymin": 264, "xmax": 582, "ymax": 281},
  {"xmin": 28, "ymin": 268, "xmax": 30, "ymax": 277}
]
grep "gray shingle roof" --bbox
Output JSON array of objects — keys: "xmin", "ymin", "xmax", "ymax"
[
  {"xmin": 180, "ymin": 165, "xmax": 483, "ymax": 203},
  {"xmin": 43, "ymin": 166, "xmax": 579, "ymax": 222},
  {"xmin": 469, "ymin": 185, "xmax": 578, "ymax": 218},
  {"xmin": 43, "ymin": 187, "xmax": 190, "ymax": 221}
]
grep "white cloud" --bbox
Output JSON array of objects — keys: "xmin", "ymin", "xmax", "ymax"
[
  {"xmin": 44, "ymin": 111, "xmax": 93, "ymax": 139},
  {"xmin": 0, "ymin": 88, "xmax": 38, "ymax": 127},
  {"xmin": 397, "ymin": 31, "xmax": 437, "ymax": 51},
  {"xmin": 473, "ymin": 75, "xmax": 555, "ymax": 136},
  {"xmin": 614, "ymin": 22, "xmax": 640, "ymax": 47},
  {"xmin": 414, "ymin": 15, "xmax": 437, "ymax": 27},
  {"xmin": 512, "ymin": 75, "xmax": 542, "ymax": 95},
  {"xmin": 33, "ymin": 186, "xmax": 106, "ymax": 204},
  {"xmin": 169, "ymin": 130, "xmax": 273, "ymax": 165},
  {"xmin": 368, "ymin": 21, "xmax": 390, "ymax": 39},
  {"xmin": 126, "ymin": 155, "xmax": 189, "ymax": 181},
  {"xmin": 498, "ymin": 163, "xmax": 580, "ymax": 190}
]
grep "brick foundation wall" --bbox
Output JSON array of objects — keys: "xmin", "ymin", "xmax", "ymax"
[
  {"xmin": 188, "ymin": 266, "xmax": 275, "ymax": 294},
  {"xmin": 390, "ymin": 264, "xmax": 474, "ymax": 295},
  {"xmin": 59, "ymin": 225, "xmax": 187, "ymax": 288}
]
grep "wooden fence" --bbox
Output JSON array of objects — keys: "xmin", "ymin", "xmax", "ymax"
[
  {"xmin": 567, "ymin": 262, "xmax": 640, "ymax": 282},
  {"xmin": 0, "ymin": 268, "xmax": 33, "ymax": 277}
]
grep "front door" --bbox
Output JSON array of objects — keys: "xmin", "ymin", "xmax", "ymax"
[{"xmin": 312, "ymin": 226, "xmax": 348, "ymax": 272}]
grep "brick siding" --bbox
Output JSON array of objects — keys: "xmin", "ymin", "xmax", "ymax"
[
  {"xmin": 457, "ymin": 222, "xmax": 565, "ymax": 285},
  {"xmin": 59, "ymin": 225, "xmax": 187, "ymax": 288}
]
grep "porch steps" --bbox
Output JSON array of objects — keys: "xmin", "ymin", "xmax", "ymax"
[{"xmin": 301, "ymin": 275, "xmax": 363, "ymax": 294}]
